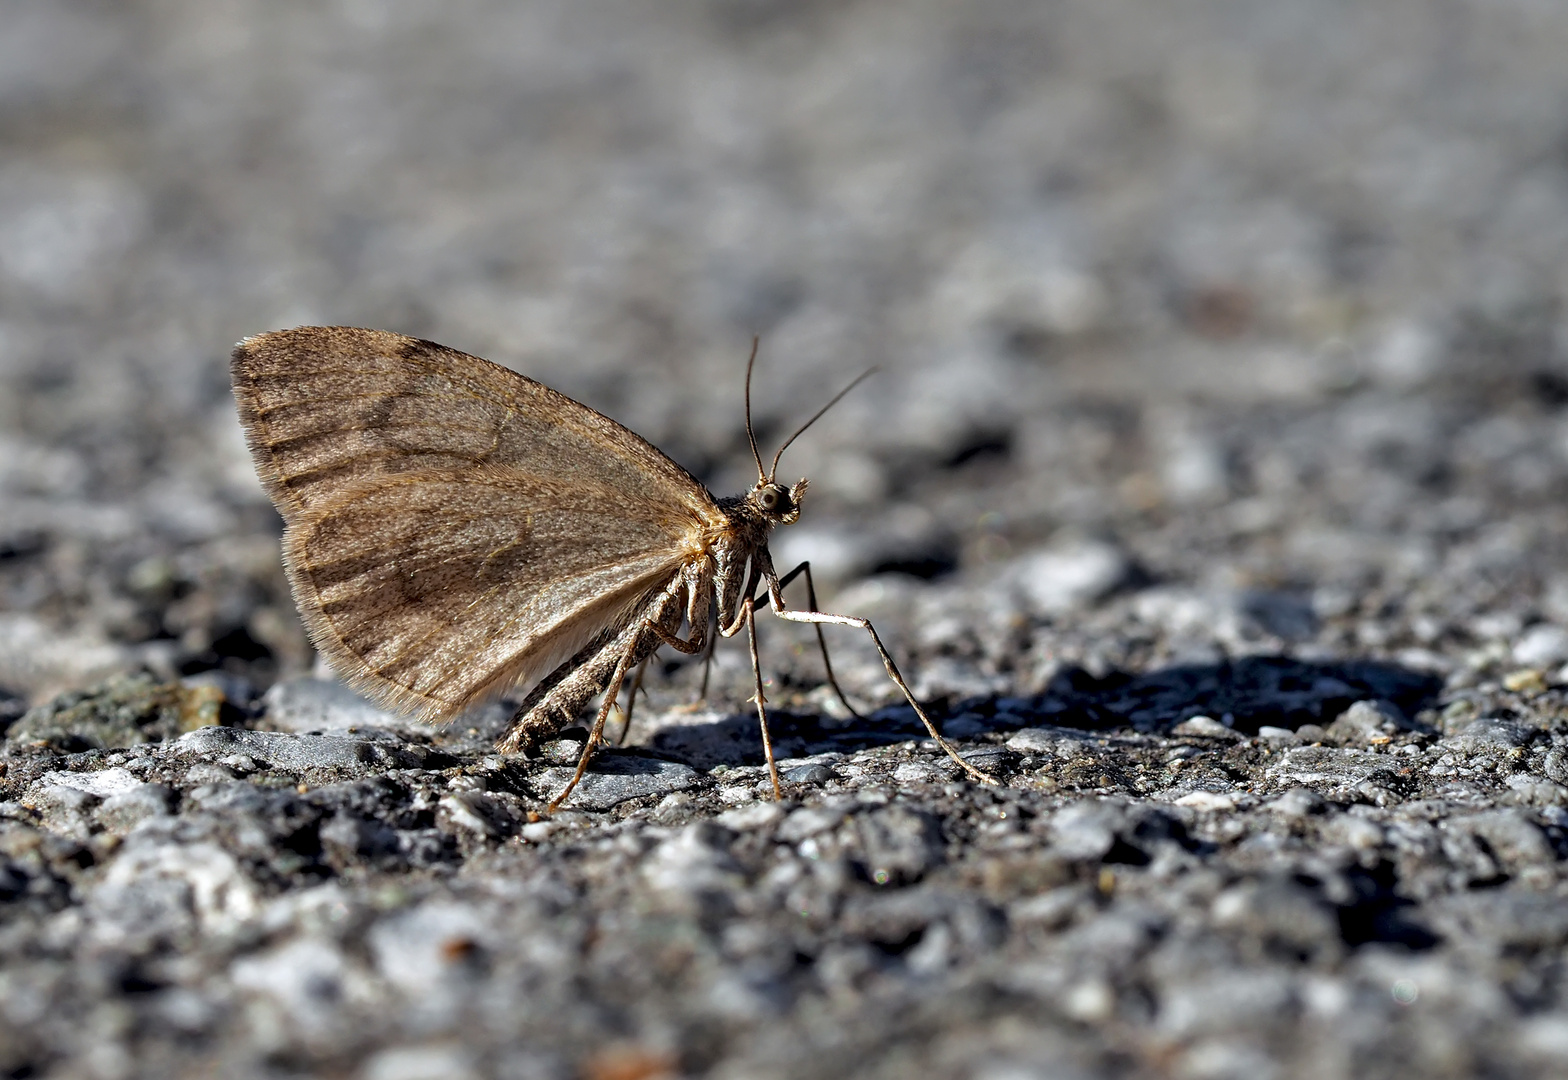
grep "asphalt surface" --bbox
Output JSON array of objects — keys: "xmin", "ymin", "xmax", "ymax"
[{"xmin": 3, "ymin": 2, "xmax": 1568, "ymax": 1078}]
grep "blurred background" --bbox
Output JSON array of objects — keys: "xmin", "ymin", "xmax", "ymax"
[{"xmin": 4, "ymin": 0, "xmax": 1568, "ymax": 709}]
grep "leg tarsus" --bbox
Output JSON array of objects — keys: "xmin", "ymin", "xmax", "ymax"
[
  {"xmin": 745, "ymin": 600, "xmax": 784, "ymax": 800},
  {"xmin": 547, "ymin": 648, "xmax": 634, "ymax": 812},
  {"xmin": 769, "ymin": 604, "xmax": 998, "ymax": 787}
]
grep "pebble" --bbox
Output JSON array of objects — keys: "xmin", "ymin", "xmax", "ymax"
[
  {"xmin": 1014, "ymin": 541, "xmax": 1130, "ymax": 614},
  {"xmin": 533, "ymin": 759, "xmax": 695, "ymax": 811},
  {"xmin": 777, "ymin": 807, "xmax": 845, "ymax": 843},
  {"xmin": 1175, "ymin": 791, "xmax": 1237, "ymax": 811},
  {"xmin": 176, "ymin": 727, "xmax": 436, "ymax": 774},
  {"xmin": 1171, "ymin": 716, "xmax": 1242, "ymax": 740}
]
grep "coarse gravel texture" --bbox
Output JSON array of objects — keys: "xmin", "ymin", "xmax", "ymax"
[{"xmin": 5, "ymin": 2, "xmax": 1568, "ymax": 1078}]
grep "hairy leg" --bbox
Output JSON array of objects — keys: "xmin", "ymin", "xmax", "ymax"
[
  {"xmin": 549, "ymin": 644, "xmax": 636, "ymax": 811},
  {"xmin": 611, "ymin": 654, "xmax": 651, "ymax": 746}
]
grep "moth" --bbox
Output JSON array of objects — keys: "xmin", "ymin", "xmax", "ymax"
[{"xmin": 230, "ymin": 326, "xmax": 994, "ymax": 807}]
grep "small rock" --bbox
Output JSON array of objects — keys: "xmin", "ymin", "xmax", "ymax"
[
  {"xmin": 1444, "ymin": 717, "xmax": 1533, "ymax": 753},
  {"xmin": 1503, "ymin": 775, "xmax": 1568, "ymax": 807},
  {"xmin": 1266, "ymin": 746, "xmax": 1390, "ymax": 787},
  {"xmin": 642, "ymin": 823, "xmax": 743, "ymax": 899},
  {"xmin": 438, "ymin": 792, "xmax": 513, "ymax": 839},
  {"xmin": 785, "ymin": 763, "xmax": 836, "ymax": 785},
  {"xmin": 778, "ymin": 807, "xmax": 845, "ymax": 843},
  {"xmin": 261, "ymin": 677, "xmax": 412, "ymax": 734},
  {"xmin": 1266, "ymin": 788, "xmax": 1326, "ymax": 817},
  {"xmin": 1323, "ymin": 700, "xmax": 1408, "ymax": 746},
  {"xmin": 369, "ymin": 903, "xmax": 491, "ymax": 992},
  {"xmin": 362, "ymin": 1044, "xmax": 481, "ymax": 1080},
  {"xmin": 1015, "ymin": 540, "xmax": 1130, "ymax": 614},
  {"xmin": 1513, "ymin": 624, "xmax": 1568, "ymax": 668},
  {"xmin": 1175, "ymin": 791, "xmax": 1236, "ymax": 811},
  {"xmin": 96, "ymin": 784, "xmax": 176, "ymax": 834},
  {"xmin": 1006, "ymin": 727, "xmax": 1088, "ymax": 753},
  {"xmin": 1256, "ymin": 726, "xmax": 1299, "ymax": 744},
  {"xmin": 176, "ymin": 726, "xmax": 437, "ymax": 774},
  {"xmin": 231, "ymin": 937, "xmax": 349, "ymax": 1031},
  {"xmin": 1172, "ymin": 716, "xmax": 1241, "ymax": 740},
  {"xmin": 1502, "ymin": 668, "xmax": 1548, "ymax": 694},
  {"xmin": 39, "ymin": 767, "xmax": 142, "ymax": 799},
  {"xmin": 893, "ymin": 761, "xmax": 943, "ymax": 785},
  {"xmin": 183, "ymin": 762, "xmax": 238, "ymax": 786},
  {"xmin": 519, "ymin": 820, "xmax": 558, "ymax": 843},
  {"xmin": 855, "ymin": 805, "xmax": 943, "ymax": 884},
  {"xmin": 534, "ymin": 757, "xmax": 695, "ymax": 811},
  {"xmin": 716, "ymin": 803, "xmax": 784, "ymax": 831},
  {"xmin": 9, "ymin": 671, "xmax": 220, "ymax": 751},
  {"xmin": 1049, "ymin": 801, "xmax": 1122, "ymax": 861}
]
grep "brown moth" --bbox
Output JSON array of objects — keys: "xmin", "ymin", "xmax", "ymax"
[{"xmin": 230, "ymin": 326, "xmax": 995, "ymax": 807}]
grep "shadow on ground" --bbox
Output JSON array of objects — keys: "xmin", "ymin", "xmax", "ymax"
[{"xmin": 646, "ymin": 655, "xmax": 1446, "ymax": 768}]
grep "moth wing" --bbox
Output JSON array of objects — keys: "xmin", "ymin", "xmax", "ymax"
[
  {"xmin": 230, "ymin": 325, "xmax": 718, "ymax": 526},
  {"xmin": 287, "ymin": 467, "xmax": 697, "ymax": 721}
]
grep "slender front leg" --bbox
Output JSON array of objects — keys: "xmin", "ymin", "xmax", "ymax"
[
  {"xmin": 744, "ymin": 598, "xmax": 784, "ymax": 799},
  {"xmin": 765, "ymin": 579, "xmax": 998, "ymax": 787},
  {"xmin": 774, "ymin": 560, "xmax": 864, "ymax": 721}
]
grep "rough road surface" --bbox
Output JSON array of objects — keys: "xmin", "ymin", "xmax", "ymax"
[{"xmin": 4, "ymin": 2, "xmax": 1568, "ymax": 1078}]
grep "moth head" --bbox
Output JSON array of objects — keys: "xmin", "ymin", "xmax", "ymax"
[{"xmin": 751, "ymin": 477, "xmax": 807, "ymax": 524}]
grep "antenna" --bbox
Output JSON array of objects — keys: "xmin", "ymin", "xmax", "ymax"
[
  {"xmin": 743, "ymin": 337, "xmax": 766, "ymax": 481},
  {"xmin": 768, "ymin": 366, "xmax": 878, "ymax": 480}
]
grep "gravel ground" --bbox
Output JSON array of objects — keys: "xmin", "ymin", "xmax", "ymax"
[{"xmin": 5, "ymin": 2, "xmax": 1568, "ymax": 1077}]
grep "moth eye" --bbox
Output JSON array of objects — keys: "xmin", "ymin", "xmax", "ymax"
[{"xmin": 759, "ymin": 489, "xmax": 778, "ymax": 510}]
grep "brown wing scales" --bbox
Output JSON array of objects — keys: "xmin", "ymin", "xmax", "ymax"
[
  {"xmin": 230, "ymin": 327, "xmax": 725, "ymax": 720},
  {"xmin": 231, "ymin": 326, "xmax": 716, "ymax": 524}
]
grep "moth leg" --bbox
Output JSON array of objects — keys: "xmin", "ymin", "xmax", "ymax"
[
  {"xmin": 744, "ymin": 598, "xmax": 784, "ymax": 800},
  {"xmin": 765, "ymin": 592, "xmax": 998, "ymax": 787},
  {"xmin": 695, "ymin": 617, "xmax": 717, "ymax": 704},
  {"xmin": 611, "ymin": 654, "xmax": 652, "ymax": 747},
  {"xmin": 774, "ymin": 560, "xmax": 865, "ymax": 722},
  {"xmin": 549, "ymin": 645, "xmax": 636, "ymax": 812},
  {"xmin": 719, "ymin": 563, "xmax": 763, "ymax": 638},
  {"xmin": 651, "ymin": 623, "xmax": 705, "ymax": 654}
]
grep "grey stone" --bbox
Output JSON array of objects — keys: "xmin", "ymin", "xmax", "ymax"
[
  {"xmin": 1171, "ymin": 716, "xmax": 1242, "ymax": 740},
  {"xmin": 854, "ymin": 806, "xmax": 943, "ymax": 884},
  {"xmin": 1049, "ymin": 801, "xmax": 1124, "ymax": 862},
  {"xmin": 174, "ymin": 726, "xmax": 436, "ymax": 774},
  {"xmin": 1006, "ymin": 727, "xmax": 1094, "ymax": 754},
  {"xmin": 260, "ymin": 676, "xmax": 421, "ymax": 735},
  {"xmin": 533, "ymin": 757, "xmax": 695, "ymax": 811},
  {"xmin": 778, "ymin": 807, "xmax": 846, "ymax": 843},
  {"xmin": 1324, "ymin": 699, "xmax": 1409, "ymax": 745},
  {"xmin": 1444, "ymin": 718, "xmax": 1535, "ymax": 753},
  {"xmin": 1014, "ymin": 541, "xmax": 1130, "ymax": 614},
  {"xmin": 784, "ymin": 763, "xmax": 837, "ymax": 785},
  {"xmin": 7, "ymin": 671, "xmax": 215, "ymax": 751},
  {"xmin": 1265, "ymin": 746, "xmax": 1394, "ymax": 788},
  {"xmin": 1266, "ymin": 788, "xmax": 1326, "ymax": 817},
  {"xmin": 96, "ymin": 784, "xmax": 176, "ymax": 835},
  {"xmin": 1513, "ymin": 624, "xmax": 1568, "ymax": 668}
]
